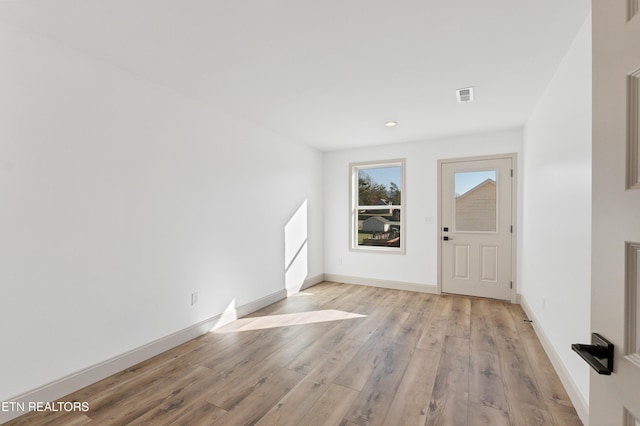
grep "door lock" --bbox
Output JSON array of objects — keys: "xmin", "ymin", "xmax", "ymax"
[{"xmin": 571, "ymin": 333, "xmax": 614, "ymax": 375}]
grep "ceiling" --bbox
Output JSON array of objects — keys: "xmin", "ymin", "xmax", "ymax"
[{"xmin": 0, "ymin": 1, "xmax": 590, "ymax": 151}]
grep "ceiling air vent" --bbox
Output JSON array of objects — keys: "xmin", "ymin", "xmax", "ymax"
[{"xmin": 456, "ymin": 87, "xmax": 474, "ymax": 103}]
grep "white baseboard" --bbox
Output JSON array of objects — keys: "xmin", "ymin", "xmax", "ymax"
[
  {"xmin": 300, "ymin": 273, "xmax": 325, "ymax": 291},
  {"xmin": 1, "ymin": 288, "xmax": 289, "ymax": 424},
  {"xmin": 284, "ymin": 274, "xmax": 325, "ymax": 296},
  {"xmin": 236, "ymin": 289, "xmax": 287, "ymax": 319},
  {"xmin": 519, "ymin": 294, "xmax": 589, "ymax": 425},
  {"xmin": 324, "ymin": 273, "xmax": 437, "ymax": 294}
]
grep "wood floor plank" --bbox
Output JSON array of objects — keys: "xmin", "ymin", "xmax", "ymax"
[
  {"xmin": 342, "ymin": 343, "xmax": 414, "ymax": 426},
  {"xmin": 404, "ymin": 291, "xmax": 438, "ymax": 315},
  {"xmin": 255, "ymin": 338, "xmax": 362, "ymax": 425},
  {"xmin": 548, "ymin": 409, "xmax": 583, "ymax": 426},
  {"xmin": 425, "ymin": 336, "xmax": 470, "ymax": 426},
  {"xmin": 312, "ymin": 281, "xmax": 358, "ymax": 307},
  {"xmin": 470, "ymin": 298, "xmax": 498, "ymax": 353},
  {"xmin": 88, "ymin": 363, "xmax": 211, "ymax": 424},
  {"xmin": 297, "ymin": 384, "xmax": 359, "ymax": 426},
  {"xmin": 492, "ymin": 304, "xmax": 553, "ymax": 424},
  {"xmin": 4, "ymin": 283, "xmax": 582, "ymax": 426},
  {"xmin": 393, "ymin": 290, "xmax": 418, "ymax": 313},
  {"xmin": 507, "ymin": 399, "xmax": 554, "ymax": 426},
  {"xmin": 366, "ymin": 285, "xmax": 405, "ymax": 310},
  {"xmin": 490, "ymin": 304, "xmax": 545, "ymax": 409},
  {"xmin": 333, "ymin": 335, "xmax": 390, "ymax": 391},
  {"xmin": 320, "ymin": 283, "xmax": 370, "ymax": 312},
  {"xmin": 506, "ymin": 303, "xmax": 581, "ymax": 422},
  {"xmin": 498, "ymin": 347, "xmax": 544, "ymax": 407},
  {"xmin": 81, "ymin": 352, "xmax": 199, "ymax": 415},
  {"xmin": 211, "ymin": 368, "xmax": 304, "ymax": 426},
  {"xmin": 446, "ymin": 296, "xmax": 471, "ymax": 338},
  {"xmin": 393, "ymin": 309, "xmax": 429, "ymax": 348},
  {"xmin": 204, "ymin": 324, "xmax": 327, "ymax": 410},
  {"xmin": 285, "ymin": 314, "xmax": 365, "ymax": 375},
  {"xmin": 195, "ymin": 327, "xmax": 291, "ymax": 369},
  {"xmin": 339, "ymin": 421, "xmax": 361, "ymax": 426},
  {"xmin": 369, "ymin": 308, "xmax": 410, "ymax": 342},
  {"xmin": 416, "ymin": 296, "xmax": 453, "ymax": 351},
  {"xmin": 199, "ymin": 321, "xmax": 313, "ymax": 373},
  {"xmin": 177, "ymin": 333, "xmax": 256, "ymax": 368},
  {"xmin": 7, "ymin": 412, "xmax": 92, "ymax": 426},
  {"xmin": 169, "ymin": 401, "xmax": 227, "ymax": 426},
  {"xmin": 469, "ymin": 349, "xmax": 509, "ymax": 415},
  {"xmin": 63, "ymin": 336, "xmax": 212, "ymax": 404},
  {"xmin": 341, "ymin": 298, "xmax": 398, "ymax": 343},
  {"xmin": 383, "ymin": 348, "xmax": 440, "ymax": 426},
  {"xmin": 468, "ymin": 402, "xmax": 511, "ymax": 426},
  {"xmin": 489, "ymin": 299, "xmax": 520, "ymax": 344},
  {"xmin": 127, "ymin": 365, "xmax": 223, "ymax": 425}
]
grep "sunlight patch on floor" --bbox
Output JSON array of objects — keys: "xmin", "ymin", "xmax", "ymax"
[{"xmin": 213, "ymin": 309, "xmax": 366, "ymax": 333}]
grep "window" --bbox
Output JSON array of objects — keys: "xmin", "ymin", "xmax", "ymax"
[
  {"xmin": 454, "ymin": 170, "xmax": 497, "ymax": 232},
  {"xmin": 350, "ymin": 159, "xmax": 405, "ymax": 253}
]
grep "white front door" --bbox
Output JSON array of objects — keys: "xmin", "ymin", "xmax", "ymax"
[
  {"xmin": 439, "ymin": 155, "xmax": 514, "ymax": 301},
  {"xmin": 590, "ymin": 2, "xmax": 640, "ymax": 424}
]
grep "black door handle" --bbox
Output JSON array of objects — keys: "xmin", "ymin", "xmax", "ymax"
[{"xmin": 571, "ymin": 333, "xmax": 614, "ymax": 375}]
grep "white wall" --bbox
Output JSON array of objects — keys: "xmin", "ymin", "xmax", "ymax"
[
  {"xmin": 521, "ymin": 16, "xmax": 592, "ymax": 413},
  {"xmin": 323, "ymin": 129, "xmax": 522, "ymax": 288},
  {"xmin": 0, "ymin": 22, "xmax": 323, "ymax": 401}
]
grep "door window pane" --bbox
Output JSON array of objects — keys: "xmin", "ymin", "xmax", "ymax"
[{"xmin": 455, "ymin": 170, "xmax": 497, "ymax": 232}]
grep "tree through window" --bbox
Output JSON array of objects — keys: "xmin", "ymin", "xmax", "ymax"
[{"xmin": 350, "ymin": 160, "xmax": 404, "ymax": 253}]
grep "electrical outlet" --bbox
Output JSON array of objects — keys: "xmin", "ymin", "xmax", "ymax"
[{"xmin": 191, "ymin": 292, "xmax": 198, "ymax": 306}]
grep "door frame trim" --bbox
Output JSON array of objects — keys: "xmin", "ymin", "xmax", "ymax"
[{"xmin": 437, "ymin": 153, "xmax": 518, "ymax": 303}]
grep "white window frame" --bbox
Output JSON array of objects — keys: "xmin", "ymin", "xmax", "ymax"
[{"xmin": 349, "ymin": 159, "xmax": 405, "ymax": 254}]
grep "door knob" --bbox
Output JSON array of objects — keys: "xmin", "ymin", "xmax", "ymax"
[{"xmin": 571, "ymin": 333, "xmax": 613, "ymax": 375}]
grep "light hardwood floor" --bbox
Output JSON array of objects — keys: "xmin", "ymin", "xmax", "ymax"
[{"xmin": 6, "ymin": 282, "xmax": 582, "ymax": 425}]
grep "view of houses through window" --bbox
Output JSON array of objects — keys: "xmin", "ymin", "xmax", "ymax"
[
  {"xmin": 352, "ymin": 161, "xmax": 403, "ymax": 251},
  {"xmin": 454, "ymin": 170, "xmax": 497, "ymax": 232}
]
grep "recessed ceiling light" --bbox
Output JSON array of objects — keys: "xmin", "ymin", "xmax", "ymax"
[{"xmin": 384, "ymin": 121, "xmax": 398, "ymax": 127}]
